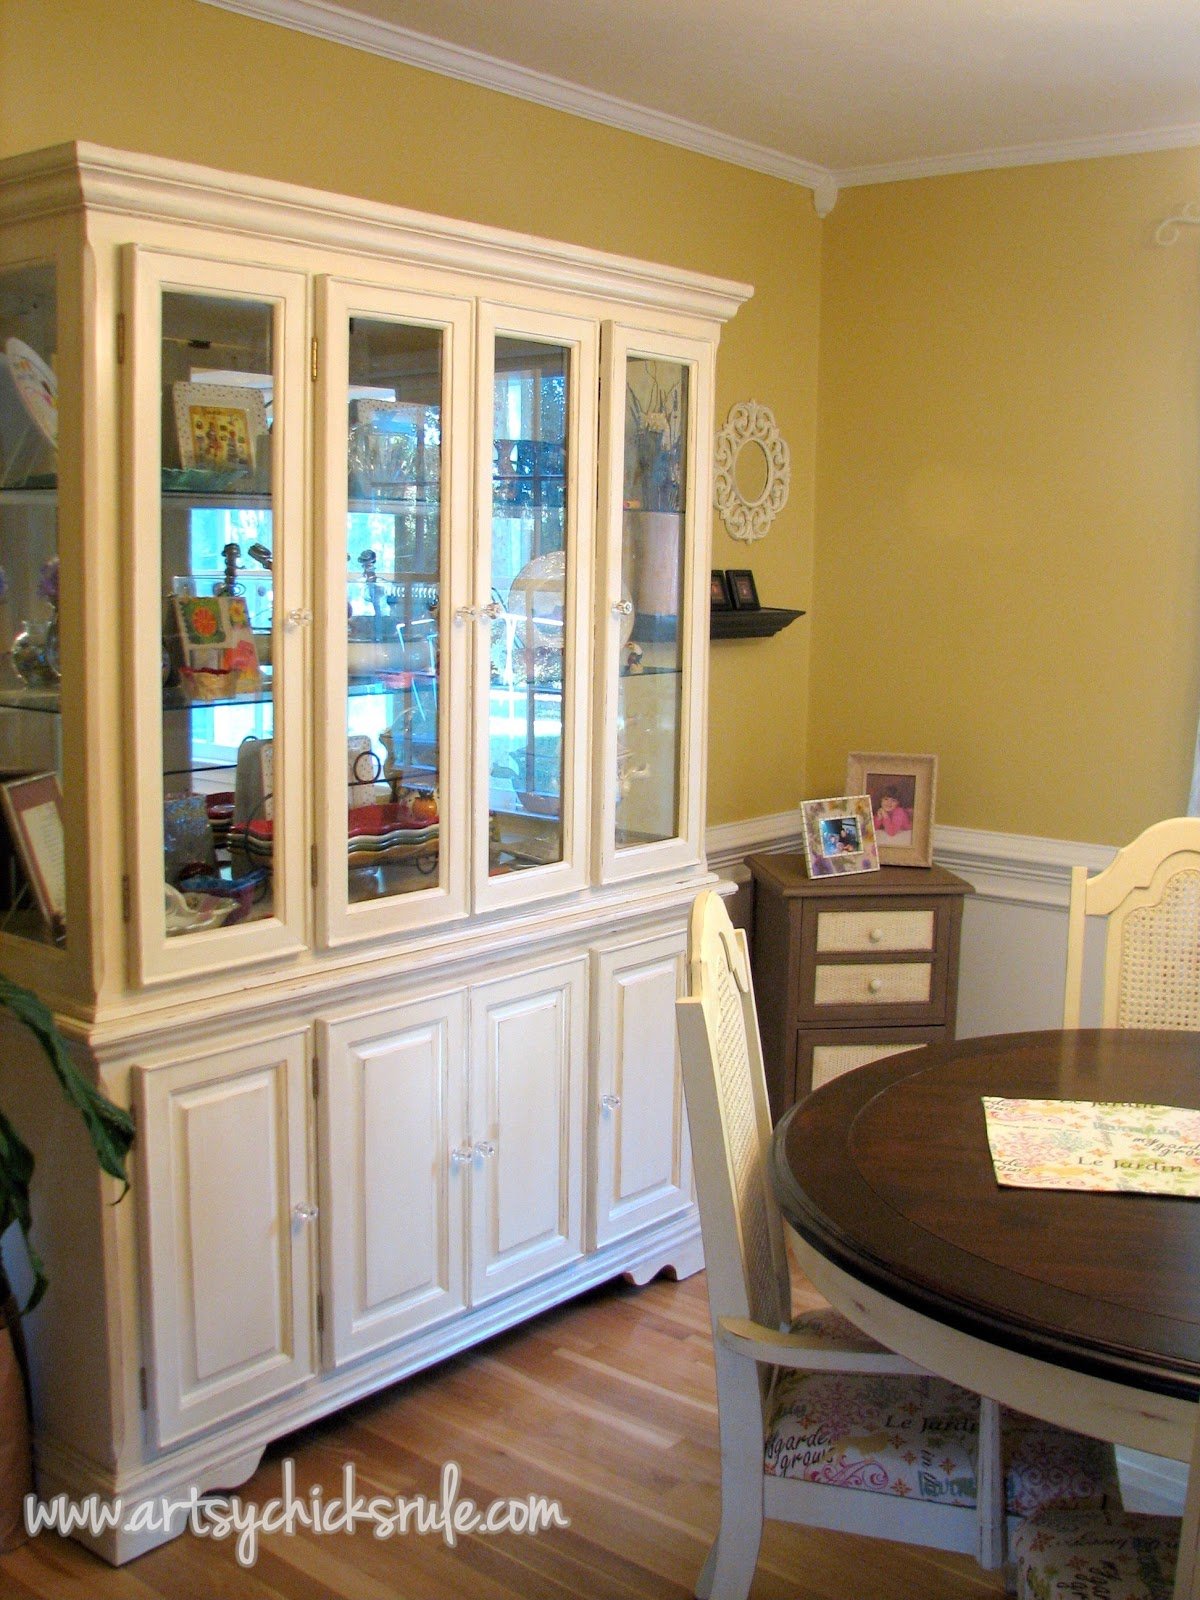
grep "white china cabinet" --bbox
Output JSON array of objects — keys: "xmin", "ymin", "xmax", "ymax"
[{"xmin": 0, "ymin": 143, "xmax": 749, "ymax": 1560}]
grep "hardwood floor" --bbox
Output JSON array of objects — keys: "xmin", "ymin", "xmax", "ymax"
[{"xmin": 0, "ymin": 1270, "xmax": 1005, "ymax": 1599}]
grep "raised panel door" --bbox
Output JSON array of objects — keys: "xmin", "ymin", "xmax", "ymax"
[
  {"xmin": 467, "ymin": 960, "xmax": 586, "ymax": 1304},
  {"xmin": 592, "ymin": 930, "xmax": 694, "ymax": 1247},
  {"xmin": 319, "ymin": 991, "xmax": 468, "ymax": 1365},
  {"xmin": 135, "ymin": 1029, "xmax": 314, "ymax": 1447}
]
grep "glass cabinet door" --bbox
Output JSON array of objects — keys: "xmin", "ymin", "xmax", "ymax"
[
  {"xmin": 0, "ymin": 261, "xmax": 64, "ymax": 949},
  {"xmin": 126, "ymin": 250, "xmax": 309, "ymax": 981},
  {"xmin": 599, "ymin": 326, "xmax": 713, "ymax": 883},
  {"xmin": 473, "ymin": 306, "xmax": 596, "ymax": 912},
  {"xmin": 316, "ymin": 280, "xmax": 472, "ymax": 944}
]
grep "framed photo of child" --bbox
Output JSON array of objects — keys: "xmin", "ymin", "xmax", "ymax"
[
  {"xmin": 800, "ymin": 795, "xmax": 880, "ymax": 878},
  {"xmin": 846, "ymin": 752, "xmax": 938, "ymax": 867}
]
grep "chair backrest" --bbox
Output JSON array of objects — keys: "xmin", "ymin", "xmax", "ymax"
[
  {"xmin": 676, "ymin": 890, "xmax": 792, "ymax": 1336},
  {"xmin": 1063, "ymin": 817, "xmax": 1200, "ymax": 1028}
]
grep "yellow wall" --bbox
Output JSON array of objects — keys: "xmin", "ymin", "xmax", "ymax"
[
  {"xmin": 6, "ymin": 1, "xmax": 1199, "ymax": 846},
  {"xmin": 811, "ymin": 153, "xmax": 1200, "ymax": 844},
  {"xmin": 0, "ymin": 0, "xmax": 818, "ymax": 828}
]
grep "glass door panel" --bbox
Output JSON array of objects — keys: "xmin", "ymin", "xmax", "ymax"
[
  {"xmin": 159, "ymin": 290, "xmax": 277, "ymax": 935},
  {"xmin": 0, "ymin": 261, "xmax": 64, "ymax": 947},
  {"xmin": 343, "ymin": 315, "xmax": 443, "ymax": 905},
  {"xmin": 486, "ymin": 336, "xmax": 570, "ymax": 878},
  {"xmin": 617, "ymin": 355, "xmax": 688, "ymax": 848},
  {"xmin": 126, "ymin": 246, "xmax": 308, "ymax": 981}
]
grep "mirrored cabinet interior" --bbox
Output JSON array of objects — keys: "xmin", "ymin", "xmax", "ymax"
[
  {"xmin": 0, "ymin": 261, "xmax": 64, "ymax": 950},
  {"xmin": 0, "ymin": 143, "xmax": 749, "ymax": 1564}
]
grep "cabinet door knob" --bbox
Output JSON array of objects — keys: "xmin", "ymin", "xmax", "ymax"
[
  {"xmin": 611, "ymin": 599, "xmax": 634, "ymax": 617},
  {"xmin": 450, "ymin": 1143, "xmax": 474, "ymax": 1166},
  {"xmin": 292, "ymin": 1201, "xmax": 319, "ymax": 1223},
  {"xmin": 480, "ymin": 602, "xmax": 504, "ymax": 621},
  {"xmin": 600, "ymin": 1093, "xmax": 622, "ymax": 1112},
  {"xmin": 867, "ymin": 977, "xmax": 884, "ymax": 994},
  {"xmin": 285, "ymin": 607, "xmax": 313, "ymax": 629},
  {"xmin": 473, "ymin": 1139, "xmax": 497, "ymax": 1159},
  {"xmin": 869, "ymin": 927, "xmax": 885, "ymax": 943},
  {"xmin": 454, "ymin": 605, "xmax": 478, "ymax": 625}
]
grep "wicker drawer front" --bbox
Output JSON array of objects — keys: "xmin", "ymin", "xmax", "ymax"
[
  {"xmin": 810, "ymin": 1039, "xmax": 923, "ymax": 1090},
  {"xmin": 813, "ymin": 963, "xmax": 933, "ymax": 1008},
  {"xmin": 815, "ymin": 908, "xmax": 935, "ymax": 954}
]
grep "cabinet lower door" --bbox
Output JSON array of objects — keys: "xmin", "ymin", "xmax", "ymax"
[
  {"xmin": 135, "ymin": 1031, "xmax": 315, "ymax": 1447},
  {"xmin": 592, "ymin": 931, "xmax": 693, "ymax": 1248},
  {"xmin": 319, "ymin": 993, "xmax": 468, "ymax": 1366},
  {"xmin": 468, "ymin": 961, "xmax": 586, "ymax": 1305}
]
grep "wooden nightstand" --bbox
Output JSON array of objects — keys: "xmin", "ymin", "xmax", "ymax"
[{"xmin": 747, "ymin": 854, "xmax": 974, "ymax": 1121}]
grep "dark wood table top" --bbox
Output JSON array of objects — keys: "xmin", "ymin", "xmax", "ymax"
[{"xmin": 771, "ymin": 1029, "xmax": 1200, "ymax": 1402}]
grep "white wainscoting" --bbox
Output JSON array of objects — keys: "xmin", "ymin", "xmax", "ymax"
[{"xmin": 706, "ymin": 812, "xmax": 1186, "ymax": 1515}]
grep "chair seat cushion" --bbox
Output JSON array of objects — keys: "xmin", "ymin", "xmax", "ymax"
[
  {"xmin": 1013, "ymin": 1508, "xmax": 1179, "ymax": 1599},
  {"xmin": 765, "ymin": 1360, "xmax": 1114, "ymax": 1516}
]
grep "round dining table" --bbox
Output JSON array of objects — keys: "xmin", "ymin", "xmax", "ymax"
[
  {"xmin": 770, "ymin": 1027, "xmax": 1200, "ymax": 1595},
  {"xmin": 770, "ymin": 1028, "xmax": 1200, "ymax": 1465}
]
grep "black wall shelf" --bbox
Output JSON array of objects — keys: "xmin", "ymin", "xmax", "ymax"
[{"xmin": 711, "ymin": 607, "xmax": 804, "ymax": 640}]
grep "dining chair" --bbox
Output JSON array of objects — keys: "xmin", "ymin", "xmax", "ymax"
[
  {"xmin": 1013, "ymin": 1507, "xmax": 1180, "ymax": 1598},
  {"xmin": 676, "ymin": 888, "xmax": 1117, "ymax": 1600},
  {"xmin": 1063, "ymin": 816, "xmax": 1200, "ymax": 1029}
]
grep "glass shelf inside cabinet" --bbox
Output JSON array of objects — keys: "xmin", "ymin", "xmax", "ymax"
[{"xmin": 0, "ymin": 260, "xmax": 64, "ymax": 945}]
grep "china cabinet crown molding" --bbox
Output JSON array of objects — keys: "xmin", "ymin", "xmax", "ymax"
[{"xmin": 0, "ymin": 142, "xmax": 753, "ymax": 323}]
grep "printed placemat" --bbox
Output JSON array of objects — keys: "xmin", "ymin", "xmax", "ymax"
[{"xmin": 983, "ymin": 1097, "xmax": 1200, "ymax": 1195}]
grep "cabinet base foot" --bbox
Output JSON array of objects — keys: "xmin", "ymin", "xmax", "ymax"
[{"xmin": 32, "ymin": 1435, "xmax": 266, "ymax": 1564}]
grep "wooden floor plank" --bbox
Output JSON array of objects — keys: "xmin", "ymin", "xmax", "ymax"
[{"xmin": 0, "ymin": 1268, "xmax": 1006, "ymax": 1599}]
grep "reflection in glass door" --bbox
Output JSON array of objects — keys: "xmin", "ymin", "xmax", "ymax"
[
  {"xmin": 486, "ymin": 338, "xmax": 570, "ymax": 877},
  {"xmin": 616, "ymin": 355, "xmax": 689, "ymax": 848},
  {"xmin": 343, "ymin": 317, "xmax": 444, "ymax": 904}
]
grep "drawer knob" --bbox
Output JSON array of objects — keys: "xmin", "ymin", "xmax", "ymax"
[
  {"xmin": 867, "ymin": 977, "xmax": 884, "ymax": 994},
  {"xmin": 869, "ymin": 926, "xmax": 885, "ymax": 943}
]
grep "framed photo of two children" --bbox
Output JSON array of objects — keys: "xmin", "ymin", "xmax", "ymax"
[{"xmin": 846, "ymin": 752, "xmax": 938, "ymax": 867}]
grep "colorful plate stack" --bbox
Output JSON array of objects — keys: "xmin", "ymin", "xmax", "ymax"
[{"xmin": 240, "ymin": 804, "xmax": 438, "ymax": 867}]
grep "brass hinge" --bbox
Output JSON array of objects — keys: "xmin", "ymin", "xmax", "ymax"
[
  {"xmin": 310, "ymin": 843, "xmax": 319, "ymax": 888},
  {"xmin": 138, "ymin": 1366, "xmax": 148, "ymax": 1411},
  {"xmin": 116, "ymin": 313, "xmax": 126, "ymax": 366},
  {"xmin": 311, "ymin": 1056, "xmax": 319, "ymax": 1099},
  {"xmin": 310, "ymin": 335, "xmax": 318, "ymax": 383},
  {"xmin": 121, "ymin": 875, "xmax": 131, "ymax": 923},
  {"xmin": 316, "ymin": 1291, "xmax": 324, "ymax": 1335}
]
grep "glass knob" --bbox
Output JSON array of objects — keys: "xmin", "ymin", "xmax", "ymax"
[
  {"xmin": 454, "ymin": 605, "xmax": 478, "ymax": 624},
  {"xmin": 611, "ymin": 600, "xmax": 634, "ymax": 617},
  {"xmin": 473, "ymin": 1139, "xmax": 497, "ymax": 1159},
  {"xmin": 292, "ymin": 1201, "xmax": 318, "ymax": 1223},
  {"xmin": 480, "ymin": 602, "xmax": 504, "ymax": 621},
  {"xmin": 600, "ymin": 1094, "xmax": 622, "ymax": 1112},
  {"xmin": 285, "ymin": 607, "xmax": 313, "ymax": 629}
]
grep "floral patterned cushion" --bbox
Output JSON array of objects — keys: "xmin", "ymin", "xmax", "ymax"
[
  {"xmin": 1014, "ymin": 1508, "xmax": 1179, "ymax": 1599},
  {"xmin": 764, "ymin": 1344, "xmax": 1115, "ymax": 1517}
]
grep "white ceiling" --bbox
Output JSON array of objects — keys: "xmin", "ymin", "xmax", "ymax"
[{"xmin": 205, "ymin": 0, "xmax": 1200, "ymax": 203}]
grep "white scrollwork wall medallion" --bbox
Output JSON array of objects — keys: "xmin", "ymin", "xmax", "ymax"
[{"xmin": 713, "ymin": 399, "xmax": 790, "ymax": 542}]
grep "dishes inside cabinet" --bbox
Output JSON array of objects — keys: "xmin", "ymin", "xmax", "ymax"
[{"xmin": 5, "ymin": 339, "xmax": 57, "ymax": 445}]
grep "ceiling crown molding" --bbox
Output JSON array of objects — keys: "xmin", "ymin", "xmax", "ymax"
[
  {"xmin": 831, "ymin": 120, "xmax": 1200, "ymax": 191},
  {"xmin": 198, "ymin": 0, "xmax": 838, "ymax": 207}
]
